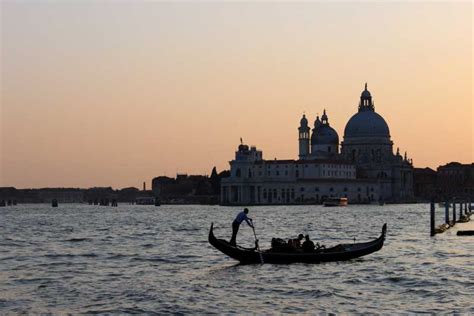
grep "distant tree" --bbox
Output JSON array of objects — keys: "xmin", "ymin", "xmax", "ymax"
[
  {"xmin": 195, "ymin": 178, "xmax": 212, "ymax": 196},
  {"xmin": 210, "ymin": 167, "xmax": 220, "ymax": 195}
]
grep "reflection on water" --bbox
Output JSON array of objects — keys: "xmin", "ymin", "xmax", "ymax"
[{"xmin": 0, "ymin": 204, "xmax": 473, "ymax": 313}]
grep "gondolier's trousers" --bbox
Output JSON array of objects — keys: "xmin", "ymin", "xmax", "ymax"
[{"xmin": 230, "ymin": 220, "xmax": 240, "ymax": 246}]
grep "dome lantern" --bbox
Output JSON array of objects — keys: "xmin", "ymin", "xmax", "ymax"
[
  {"xmin": 314, "ymin": 115, "xmax": 322, "ymax": 129},
  {"xmin": 359, "ymin": 83, "xmax": 374, "ymax": 112},
  {"xmin": 321, "ymin": 109, "xmax": 329, "ymax": 125},
  {"xmin": 299, "ymin": 114, "xmax": 308, "ymax": 128}
]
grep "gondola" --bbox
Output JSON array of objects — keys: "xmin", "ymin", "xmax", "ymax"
[{"xmin": 208, "ymin": 223, "xmax": 387, "ymax": 264}]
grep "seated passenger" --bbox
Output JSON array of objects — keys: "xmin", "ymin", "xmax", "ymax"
[
  {"xmin": 288, "ymin": 234, "xmax": 304, "ymax": 250},
  {"xmin": 271, "ymin": 238, "xmax": 292, "ymax": 252},
  {"xmin": 302, "ymin": 235, "xmax": 315, "ymax": 252}
]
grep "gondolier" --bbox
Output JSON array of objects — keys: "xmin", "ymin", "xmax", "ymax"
[{"xmin": 230, "ymin": 208, "xmax": 254, "ymax": 246}]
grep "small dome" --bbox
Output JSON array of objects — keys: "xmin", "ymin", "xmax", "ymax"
[
  {"xmin": 361, "ymin": 83, "xmax": 371, "ymax": 98},
  {"xmin": 238, "ymin": 144, "xmax": 249, "ymax": 151},
  {"xmin": 300, "ymin": 114, "xmax": 308, "ymax": 127},
  {"xmin": 361, "ymin": 89, "xmax": 371, "ymax": 98},
  {"xmin": 344, "ymin": 110, "xmax": 390, "ymax": 138},
  {"xmin": 311, "ymin": 125, "xmax": 339, "ymax": 145},
  {"xmin": 314, "ymin": 116, "xmax": 322, "ymax": 129}
]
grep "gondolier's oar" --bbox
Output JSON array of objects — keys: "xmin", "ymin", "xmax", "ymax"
[{"xmin": 251, "ymin": 222, "xmax": 264, "ymax": 264}]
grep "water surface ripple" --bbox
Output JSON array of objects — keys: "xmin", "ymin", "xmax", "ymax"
[{"xmin": 0, "ymin": 204, "xmax": 473, "ymax": 313}]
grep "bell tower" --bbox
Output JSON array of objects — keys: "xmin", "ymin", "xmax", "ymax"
[{"xmin": 298, "ymin": 114, "xmax": 310, "ymax": 159}]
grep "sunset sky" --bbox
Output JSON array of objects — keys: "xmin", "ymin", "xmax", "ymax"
[{"xmin": 1, "ymin": 1, "xmax": 472, "ymax": 189}]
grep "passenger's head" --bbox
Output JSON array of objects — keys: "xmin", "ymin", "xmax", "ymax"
[
  {"xmin": 305, "ymin": 235, "xmax": 310, "ymax": 241},
  {"xmin": 298, "ymin": 234, "xmax": 304, "ymax": 240},
  {"xmin": 244, "ymin": 208, "xmax": 249, "ymax": 214}
]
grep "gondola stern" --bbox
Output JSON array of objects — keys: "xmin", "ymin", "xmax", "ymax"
[
  {"xmin": 207, "ymin": 223, "xmax": 251, "ymax": 263},
  {"xmin": 209, "ymin": 222, "xmax": 216, "ymax": 244}
]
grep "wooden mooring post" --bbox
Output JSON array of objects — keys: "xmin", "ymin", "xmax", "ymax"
[
  {"xmin": 431, "ymin": 198, "xmax": 474, "ymax": 236},
  {"xmin": 452, "ymin": 201, "xmax": 456, "ymax": 225},
  {"xmin": 445, "ymin": 201, "xmax": 450, "ymax": 224},
  {"xmin": 430, "ymin": 200, "xmax": 435, "ymax": 237}
]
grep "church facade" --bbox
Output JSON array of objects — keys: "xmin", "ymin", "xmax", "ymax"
[{"xmin": 220, "ymin": 84, "xmax": 414, "ymax": 205}]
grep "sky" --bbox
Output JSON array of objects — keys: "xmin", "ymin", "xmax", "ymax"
[{"xmin": 1, "ymin": 1, "xmax": 472, "ymax": 189}]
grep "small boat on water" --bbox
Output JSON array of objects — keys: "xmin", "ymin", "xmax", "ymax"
[
  {"xmin": 323, "ymin": 197, "xmax": 348, "ymax": 207},
  {"xmin": 208, "ymin": 223, "xmax": 386, "ymax": 264}
]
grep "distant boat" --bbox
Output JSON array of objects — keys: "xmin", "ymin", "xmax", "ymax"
[{"xmin": 323, "ymin": 197, "xmax": 348, "ymax": 207}]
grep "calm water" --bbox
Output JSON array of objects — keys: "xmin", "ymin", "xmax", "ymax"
[{"xmin": 0, "ymin": 204, "xmax": 473, "ymax": 314}]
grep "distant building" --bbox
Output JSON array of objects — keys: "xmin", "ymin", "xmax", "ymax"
[
  {"xmin": 0, "ymin": 186, "xmax": 142, "ymax": 204},
  {"xmin": 221, "ymin": 84, "xmax": 414, "ymax": 205},
  {"xmin": 116, "ymin": 187, "xmax": 141, "ymax": 202},
  {"xmin": 83, "ymin": 187, "xmax": 117, "ymax": 204},
  {"xmin": 413, "ymin": 167, "xmax": 437, "ymax": 200},
  {"xmin": 37, "ymin": 189, "xmax": 84, "ymax": 203},
  {"xmin": 436, "ymin": 162, "xmax": 474, "ymax": 199},
  {"xmin": 151, "ymin": 173, "xmax": 221, "ymax": 204}
]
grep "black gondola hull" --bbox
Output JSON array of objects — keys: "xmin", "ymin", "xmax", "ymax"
[{"xmin": 209, "ymin": 223, "xmax": 387, "ymax": 264}]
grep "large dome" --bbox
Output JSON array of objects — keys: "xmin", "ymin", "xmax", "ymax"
[{"xmin": 344, "ymin": 110, "xmax": 390, "ymax": 138}]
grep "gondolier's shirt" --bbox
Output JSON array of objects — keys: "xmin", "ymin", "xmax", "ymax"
[{"xmin": 234, "ymin": 212, "xmax": 252, "ymax": 226}]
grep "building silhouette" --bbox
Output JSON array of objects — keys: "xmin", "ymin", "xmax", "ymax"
[{"xmin": 221, "ymin": 84, "xmax": 414, "ymax": 205}]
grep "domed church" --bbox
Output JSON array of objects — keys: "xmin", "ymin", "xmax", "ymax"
[
  {"xmin": 298, "ymin": 83, "xmax": 414, "ymax": 201},
  {"xmin": 221, "ymin": 84, "xmax": 414, "ymax": 205},
  {"xmin": 340, "ymin": 84, "xmax": 414, "ymax": 200}
]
